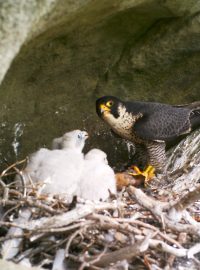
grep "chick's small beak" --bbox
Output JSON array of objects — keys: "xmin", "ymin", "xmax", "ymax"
[
  {"xmin": 100, "ymin": 104, "xmax": 110, "ymax": 114},
  {"xmin": 80, "ymin": 131, "xmax": 89, "ymax": 140},
  {"xmin": 84, "ymin": 132, "xmax": 89, "ymax": 139}
]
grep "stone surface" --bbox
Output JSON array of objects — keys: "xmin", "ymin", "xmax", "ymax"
[{"xmin": 0, "ymin": 0, "xmax": 200, "ymax": 169}]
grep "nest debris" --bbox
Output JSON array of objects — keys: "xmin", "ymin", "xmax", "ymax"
[{"xmin": 0, "ymin": 130, "xmax": 200, "ymax": 270}]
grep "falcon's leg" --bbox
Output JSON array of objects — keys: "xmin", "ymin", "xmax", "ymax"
[
  {"xmin": 129, "ymin": 142, "xmax": 166, "ymax": 185},
  {"xmin": 130, "ymin": 165, "xmax": 155, "ymax": 181},
  {"xmin": 146, "ymin": 141, "xmax": 166, "ymax": 172},
  {"xmin": 129, "ymin": 144, "xmax": 155, "ymax": 184},
  {"xmin": 134, "ymin": 144, "xmax": 149, "ymax": 169},
  {"xmin": 130, "ymin": 142, "xmax": 166, "ymax": 186},
  {"xmin": 143, "ymin": 141, "xmax": 166, "ymax": 185}
]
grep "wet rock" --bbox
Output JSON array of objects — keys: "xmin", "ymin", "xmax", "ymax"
[{"xmin": 0, "ymin": 0, "xmax": 200, "ymax": 168}]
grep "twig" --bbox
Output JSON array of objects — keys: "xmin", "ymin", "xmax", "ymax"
[
  {"xmin": 1, "ymin": 158, "xmax": 27, "ymax": 178},
  {"xmin": 1, "ymin": 203, "xmax": 21, "ymax": 220},
  {"xmin": 92, "ymin": 214, "xmax": 142, "ymax": 235},
  {"xmin": 12, "ymin": 167, "xmax": 27, "ymax": 197},
  {"xmin": 31, "ymin": 220, "xmax": 94, "ymax": 236},
  {"xmin": 152, "ymin": 240, "xmax": 200, "ymax": 259},
  {"xmin": 0, "ymin": 178, "xmax": 9, "ymax": 203},
  {"xmin": 127, "ymin": 186, "xmax": 167, "ymax": 216},
  {"xmin": 92, "ymin": 213, "xmax": 182, "ymax": 248},
  {"xmin": 79, "ymin": 247, "xmax": 107, "ymax": 270},
  {"xmin": 127, "ymin": 186, "xmax": 200, "ymax": 236},
  {"xmin": 167, "ymin": 232, "xmax": 187, "ymax": 268},
  {"xmin": 0, "ymin": 198, "xmax": 62, "ymax": 215},
  {"xmin": 26, "ymin": 201, "xmax": 123, "ymax": 230},
  {"xmin": 0, "ymin": 233, "xmax": 25, "ymax": 242},
  {"xmin": 135, "ymin": 235, "xmax": 200, "ymax": 259},
  {"xmin": 88, "ymin": 242, "xmax": 147, "ymax": 267},
  {"xmin": 65, "ymin": 227, "xmax": 86, "ymax": 257},
  {"xmin": 171, "ymin": 185, "xmax": 200, "ymax": 212},
  {"xmin": 129, "ymin": 219, "xmax": 182, "ymax": 248}
]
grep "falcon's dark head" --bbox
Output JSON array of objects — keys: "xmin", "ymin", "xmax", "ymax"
[
  {"xmin": 96, "ymin": 96, "xmax": 122, "ymax": 119},
  {"xmin": 96, "ymin": 96, "xmax": 140, "ymax": 140}
]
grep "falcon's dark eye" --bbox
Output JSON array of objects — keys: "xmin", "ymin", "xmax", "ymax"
[{"xmin": 106, "ymin": 100, "xmax": 114, "ymax": 108}]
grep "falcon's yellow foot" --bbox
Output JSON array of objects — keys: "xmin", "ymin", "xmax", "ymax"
[{"xmin": 129, "ymin": 165, "xmax": 155, "ymax": 187}]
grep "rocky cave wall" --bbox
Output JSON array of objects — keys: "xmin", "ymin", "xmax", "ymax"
[{"xmin": 0, "ymin": 0, "xmax": 200, "ymax": 170}]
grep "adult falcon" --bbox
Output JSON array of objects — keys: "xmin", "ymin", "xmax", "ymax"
[{"xmin": 96, "ymin": 96, "xmax": 200, "ymax": 178}]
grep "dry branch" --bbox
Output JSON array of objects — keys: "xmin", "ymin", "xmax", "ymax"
[
  {"xmin": 26, "ymin": 201, "xmax": 123, "ymax": 230},
  {"xmin": 128, "ymin": 185, "xmax": 200, "ymax": 236},
  {"xmin": 0, "ymin": 129, "xmax": 199, "ymax": 269},
  {"xmin": 89, "ymin": 242, "xmax": 147, "ymax": 268},
  {"xmin": 172, "ymin": 185, "xmax": 200, "ymax": 212}
]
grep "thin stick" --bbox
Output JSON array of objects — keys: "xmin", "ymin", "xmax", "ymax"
[{"xmin": 1, "ymin": 158, "xmax": 27, "ymax": 178}]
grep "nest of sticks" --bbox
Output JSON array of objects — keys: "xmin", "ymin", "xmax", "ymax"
[{"xmin": 0, "ymin": 130, "xmax": 200, "ymax": 270}]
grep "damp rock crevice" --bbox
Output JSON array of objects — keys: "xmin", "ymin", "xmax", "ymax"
[{"xmin": 0, "ymin": 0, "xmax": 200, "ymax": 167}]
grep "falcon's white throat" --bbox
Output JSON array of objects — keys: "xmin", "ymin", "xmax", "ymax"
[{"xmin": 103, "ymin": 104, "xmax": 137, "ymax": 140}]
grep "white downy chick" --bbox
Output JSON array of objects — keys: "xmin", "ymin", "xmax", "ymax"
[
  {"xmin": 2, "ymin": 130, "xmax": 88, "ymax": 261},
  {"xmin": 24, "ymin": 130, "xmax": 88, "ymax": 200},
  {"xmin": 52, "ymin": 130, "xmax": 87, "ymax": 150},
  {"xmin": 78, "ymin": 149, "xmax": 116, "ymax": 201}
]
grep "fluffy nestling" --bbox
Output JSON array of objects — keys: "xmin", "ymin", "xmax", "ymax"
[
  {"xmin": 77, "ymin": 148, "xmax": 116, "ymax": 201},
  {"xmin": 3, "ymin": 130, "xmax": 88, "ymax": 260},
  {"xmin": 22, "ymin": 130, "xmax": 88, "ymax": 201}
]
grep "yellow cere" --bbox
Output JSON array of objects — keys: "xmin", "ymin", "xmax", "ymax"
[{"xmin": 100, "ymin": 104, "xmax": 110, "ymax": 112}]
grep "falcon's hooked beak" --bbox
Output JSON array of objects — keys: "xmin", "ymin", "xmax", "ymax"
[{"xmin": 100, "ymin": 104, "xmax": 111, "ymax": 114}]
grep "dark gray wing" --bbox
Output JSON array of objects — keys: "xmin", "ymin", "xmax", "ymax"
[
  {"xmin": 133, "ymin": 103, "xmax": 191, "ymax": 142},
  {"xmin": 174, "ymin": 102, "xmax": 200, "ymax": 130}
]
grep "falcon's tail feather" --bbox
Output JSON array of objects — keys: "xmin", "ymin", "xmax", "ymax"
[
  {"xmin": 174, "ymin": 101, "xmax": 200, "ymax": 130},
  {"xmin": 174, "ymin": 101, "xmax": 200, "ymax": 110},
  {"xmin": 190, "ymin": 109, "xmax": 200, "ymax": 130},
  {"xmin": 187, "ymin": 101, "xmax": 200, "ymax": 111}
]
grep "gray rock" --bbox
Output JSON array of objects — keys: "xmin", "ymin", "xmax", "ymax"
[{"xmin": 0, "ymin": 0, "xmax": 199, "ymax": 168}]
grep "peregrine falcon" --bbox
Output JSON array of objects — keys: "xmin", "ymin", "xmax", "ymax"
[{"xmin": 96, "ymin": 96, "xmax": 200, "ymax": 174}]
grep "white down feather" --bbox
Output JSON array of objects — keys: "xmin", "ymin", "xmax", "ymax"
[
  {"xmin": 2, "ymin": 130, "xmax": 88, "ymax": 260},
  {"xmin": 78, "ymin": 148, "xmax": 116, "ymax": 201}
]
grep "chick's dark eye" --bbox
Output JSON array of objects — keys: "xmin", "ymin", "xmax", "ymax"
[
  {"xmin": 106, "ymin": 100, "xmax": 114, "ymax": 107},
  {"xmin": 78, "ymin": 133, "xmax": 82, "ymax": 139}
]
